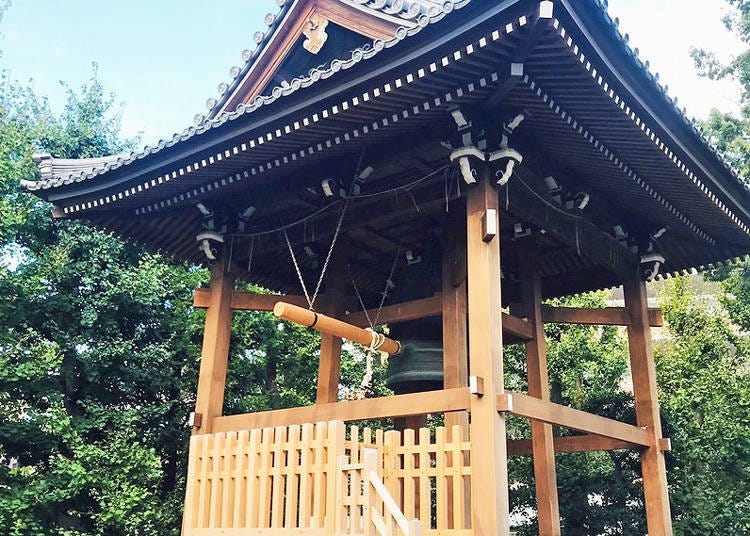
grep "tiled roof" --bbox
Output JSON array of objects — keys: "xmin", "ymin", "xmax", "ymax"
[
  {"xmin": 23, "ymin": 0, "xmax": 470, "ymax": 192},
  {"xmin": 20, "ymin": 0, "xmax": 749, "ymax": 199}
]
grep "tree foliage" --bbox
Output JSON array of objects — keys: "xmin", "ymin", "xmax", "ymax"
[{"xmin": 0, "ymin": 65, "xmax": 380, "ymax": 534}]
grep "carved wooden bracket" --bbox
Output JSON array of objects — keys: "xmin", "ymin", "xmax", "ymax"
[{"xmin": 303, "ymin": 13, "xmax": 329, "ymax": 54}]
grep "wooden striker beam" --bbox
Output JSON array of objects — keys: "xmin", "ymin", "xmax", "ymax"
[
  {"xmin": 465, "ymin": 173, "xmax": 511, "ymax": 536},
  {"xmin": 624, "ymin": 276, "xmax": 674, "ymax": 535},
  {"xmin": 274, "ymin": 301, "xmax": 401, "ymax": 355}
]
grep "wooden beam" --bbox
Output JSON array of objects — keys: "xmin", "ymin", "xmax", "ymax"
[
  {"xmin": 442, "ymin": 211, "xmax": 469, "ymax": 414},
  {"xmin": 507, "ymin": 435, "xmax": 672, "ymax": 456},
  {"xmin": 345, "ymin": 294, "xmax": 443, "ymax": 327},
  {"xmin": 542, "ymin": 305, "xmax": 663, "ymax": 327},
  {"xmin": 521, "ymin": 260, "xmax": 561, "ymax": 536},
  {"xmin": 466, "ymin": 174, "xmax": 511, "ymax": 535},
  {"xmin": 193, "ymin": 260, "xmax": 235, "ymax": 435},
  {"xmin": 194, "ymin": 288, "xmax": 309, "ymax": 311},
  {"xmin": 624, "ymin": 276, "xmax": 674, "ymax": 535},
  {"xmin": 510, "ymin": 166, "xmax": 639, "ymax": 278},
  {"xmin": 442, "ymin": 210, "xmax": 471, "ymax": 530},
  {"xmin": 502, "ymin": 312, "xmax": 533, "ymax": 341},
  {"xmin": 211, "ymin": 388, "xmax": 472, "ymax": 432},
  {"xmin": 498, "ymin": 392, "xmax": 650, "ymax": 447}
]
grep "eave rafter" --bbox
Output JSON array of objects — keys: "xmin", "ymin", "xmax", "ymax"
[{"xmin": 546, "ymin": 10, "xmax": 749, "ymax": 241}]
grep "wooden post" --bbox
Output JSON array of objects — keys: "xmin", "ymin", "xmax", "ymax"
[
  {"xmin": 623, "ymin": 276, "xmax": 673, "ymax": 536},
  {"xmin": 317, "ymin": 251, "xmax": 348, "ymax": 404},
  {"xmin": 443, "ymin": 211, "xmax": 471, "ymax": 529},
  {"xmin": 193, "ymin": 258, "xmax": 235, "ymax": 435},
  {"xmin": 521, "ymin": 260, "xmax": 561, "ymax": 536},
  {"xmin": 466, "ymin": 173, "xmax": 511, "ymax": 536},
  {"xmin": 442, "ymin": 211, "xmax": 469, "ymax": 431}
]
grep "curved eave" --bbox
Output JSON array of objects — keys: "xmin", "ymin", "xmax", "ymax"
[
  {"xmin": 23, "ymin": 0, "xmax": 473, "ymax": 200},
  {"xmin": 557, "ymin": 0, "xmax": 750, "ymax": 224}
]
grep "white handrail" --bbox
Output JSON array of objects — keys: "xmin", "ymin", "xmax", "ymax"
[{"xmin": 362, "ymin": 449, "xmax": 421, "ymax": 536}]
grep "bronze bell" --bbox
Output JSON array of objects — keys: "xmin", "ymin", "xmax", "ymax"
[{"xmin": 385, "ymin": 242, "xmax": 444, "ymax": 398}]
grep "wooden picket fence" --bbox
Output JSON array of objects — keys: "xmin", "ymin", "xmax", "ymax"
[{"xmin": 182, "ymin": 421, "xmax": 472, "ymax": 536}]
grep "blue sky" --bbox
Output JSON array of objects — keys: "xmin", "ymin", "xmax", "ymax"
[
  {"xmin": 0, "ymin": 0, "xmax": 743, "ymax": 147},
  {"xmin": 1, "ymin": 0, "xmax": 278, "ymax": 142}
]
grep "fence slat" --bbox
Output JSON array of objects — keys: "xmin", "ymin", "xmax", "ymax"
[
  {"xmin": 233, "ymin": 430, "xmax": 249, "ymax": 528},
  {"xmin": 299, "ymin": 423, "xmax": 314, "ymax": 528},
  {"xmin": 183, "ymin": 436, "xmax": 201, "ymax": 530},
  {"xmin": 209, "ymin": 433, "xmax": 225, "ymax": 528},
  {"xmin": 271, "ymin": 426, "xmax": 287, "ymax": 528},
  {"xmin": 312, "ymin": 422, "xmax": 327, "ymax": 528},
  {"xmin": 286, "ymin": 425, "xmax": 301, "ymax": 528},
  {"xmin": 402, "ymin": 429, "xmax": 416, "ymax": 522},
  {"xmin": 450, "ymin": 425, "xmax": 467, "ymax": 530},
  {"xmin": 222, "ymin": 432, "xmax": 237, "ymax": 527},
  {"xmin": 418, "ymin": 428, "xmax": 431, "ymax": 530},
  {"xmin": 326, "ymin": 422, "xmax": 345, "ymax": 536},
  {"xmin": 245, "ymin": 428, "xmax": 261, "ymax": 527},
  {"xmin": 350, "ymin": 425, "xmax": 360, "ymax": 465},
  {"xmin": 259, "ymin": 427, "xmax": 274, "ymax": 528},
  {"xmin": 197, "ymin": 434, "xmax": 212, "ymax": 528},
  {"xmin": 435, "ymin": 428, "xmax": 448, "ymax": 531}
]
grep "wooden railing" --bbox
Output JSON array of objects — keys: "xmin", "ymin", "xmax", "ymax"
[
  {"xmin": 336, "ymin": 449, "xmax": 421, "ymax": 536},
  {"xmin": 182, "ymin": 421, "xmax": 472, "ymax": 536}
]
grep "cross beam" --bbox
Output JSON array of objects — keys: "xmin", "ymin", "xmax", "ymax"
[
  {"xmin": 498, "ymin": 392, "xmax": 651, "ymax": 447},
  {"xmin": 507, "ymin": 435, "xmax": 671, "ymax": 456}
]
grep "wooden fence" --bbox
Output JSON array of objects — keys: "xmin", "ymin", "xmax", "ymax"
[{"xmin": 182, "ymin": 421, "xmax": 472, "ymax": 536}]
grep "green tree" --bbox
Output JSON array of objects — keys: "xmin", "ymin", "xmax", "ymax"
[
  {"xmin": 0, "ymin": 63, "xmax": 381, "ymax": 533},
  {"xmin": 656, "ymin": 276, "xmax": 750, "ymax": 534},
  {"xmin": 0, "ymin": 69, "xmax": 208, "ymax": 534}
]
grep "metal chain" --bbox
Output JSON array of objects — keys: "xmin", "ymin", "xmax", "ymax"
[
  {"xmin": 349, "ymin": 263, "xmax": 375, "ymax": 329},
  {"xmin": 309, "ymin": 200, "xmax": 348, "ymax": 309},
  {"xmin": 284, "ymin": 201, "xmax": 349, "ymax": 311},
  {"xmin": 284, "ymin": 228, "xmax": 312, "ymax": 307},
  {"xmin": 373, "ymin": 249, "xmax": 400, "ymax": 326}
]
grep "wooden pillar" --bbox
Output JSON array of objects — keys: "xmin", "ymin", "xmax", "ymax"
[
  {"xmin": 443, "ymin": 211, "xmax": 469, "ymax": 431},
  {"xmin": 193, "ymin": 258, "xmax": 235, "ymax": 434},
  {"xmin": 466, "ymin": 174, "xmax": 511, "ymax": 536},
  {"xmin": 624, "ymin": 276, "xmax": 673, "ymax": 536},
  {"xmin": 316, "ymin": 250, "xmax": 348, "ymax": 404},
  {"xmin": 520, "ymin": 259, "xmax": 561, "ymax": 536},
  {"xmin": 443, "ymin": 211, "xmax": 471, "ymax": 529}
]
